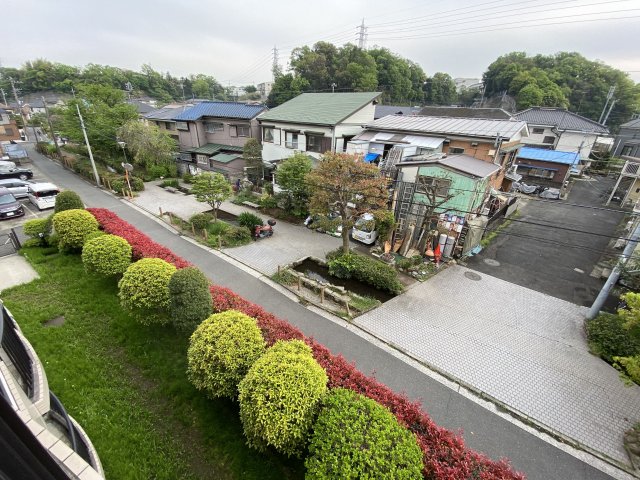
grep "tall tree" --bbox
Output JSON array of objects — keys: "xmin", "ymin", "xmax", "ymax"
[
  {"xmin": 425, "ymin": 73, "xmax": 457, "ymax": 105},
  {"xmin": 267, "ymin": 73, "xmax": 310, "ymax": 107},
  {"xmin": 191, "ymin": 172, "xmax": 233, "ymax": 221},
  {"xmin": 307, "ymin": 152, "xmax": 389, "ymax": 253},
  {"xmin": 242, "ymin": 138, "xmax": 263, "ymax": 182},
  {"xmin": 275, "ymin": 153, "xmax": 313, "ymax": 216},
  {"xmin": 117, "ymin": 120, "xmax": 177, "ymax": 168}
]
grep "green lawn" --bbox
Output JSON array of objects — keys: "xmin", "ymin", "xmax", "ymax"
[{"xmin": 2, "ymin": 247, "xmax": 302, "ymax": 480}]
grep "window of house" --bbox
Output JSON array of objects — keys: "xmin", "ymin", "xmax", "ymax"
[
  {"xmin": 176, "ymin": 121, "xmax": 189, "ymax": 131},
  {"xmin": 520, "ymin": 167, "xmax": 555, "ymax": 179},
  {"xmin": 532, "ymin": 127, "xmax": 545, "ymax": 134},
  {"xmin": 285, "ymin": 132, "xmax": 298, "ymax": 149},
  {"xmin": 237, "ymin": 125, "xmax": 250, "ymax": 137},
  {"xmin": 263, "ymin": 127, "xmax": 274, "ymax": 143},
  {"xmin": 205, "ymin": 122, "xmax": 224, "ymax": 133},
  {"xmin": 166, "ymin": 122, "xmax": 175, "ymax": 130},
  {"xmin": 621, "ymin": 145, "xmax": 633, "ymax": 156},
  {"xmin": 542, "ymin": 136, "xmax": 555, "ymax": 144},
  {"xmin": 416, "ymin": 175, "xmax": 452, "ymax": 197},
  {"xmin": 196, "ymin": 154, "xmax": 209, "ymax": 166},
  {"xmin": 449, "ymin": 147, "xmax": 465, "ymax": 154},
  {"xmin": 417, "ymin": 147, "xmax": 435, "ymax": 155},
  {"xmin": 306, "ymin": 134, "xmax": 323, "ymax": 153}
]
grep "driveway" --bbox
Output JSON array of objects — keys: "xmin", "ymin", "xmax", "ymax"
[
  {"xmin": 131, "ymin": 182, "xmax": 342, "ymax": 274},
  {"xmin": 465, "ymin": 176, "xmax": 625, "ymax": 306}
]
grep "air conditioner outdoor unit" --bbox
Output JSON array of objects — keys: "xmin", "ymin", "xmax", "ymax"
[{"xmin": 488, "ymin": 149, "xmax": 496, "ymax": 156}]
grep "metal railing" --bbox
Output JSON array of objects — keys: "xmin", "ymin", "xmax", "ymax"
[
  {"xmin": 1, "ymin": 305, "xmax": 34, "ymax": 398},
  {"xmin": 49, "ymin": 392, "xmax": 93, "ymax": 467}
]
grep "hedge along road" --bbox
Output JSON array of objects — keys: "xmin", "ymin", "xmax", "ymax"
[{"xmin": 26, "ymin": 145, "xmax": 617, "ymax": 480}]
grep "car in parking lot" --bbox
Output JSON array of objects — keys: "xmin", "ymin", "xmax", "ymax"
[
  {"xmin": 0, "ymin": 187, "xmax": 24, "ymax": 220},
  {"xmin": 27, "ymin": 182, "xmax": 60, "ymax": 210},
  {"xmin": 0, "ymin": 163, "xmax": 33, "ymax": 181},
  {"xmin": 0, "ymin": 178, "xmax": 33, "ymax": 198}
]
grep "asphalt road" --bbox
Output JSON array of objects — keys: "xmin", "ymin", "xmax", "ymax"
[
  {"xmin": 466, "ymin": 176, "xmax": 625, "ymax": 306},
  {"xmin": 22, "ymin": 145, "xmax": 621, "ymax": 480}
]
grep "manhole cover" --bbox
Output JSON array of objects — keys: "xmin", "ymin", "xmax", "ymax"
[
  {"xmin": 44, "ymin": 316, "xmax": 65, "ymax": 327},
  {"xmin": 484, "ymin": 259, "xmax": 501, "ymax": 267},
  {"xmin": 464, "ymin": 271, "xmax": 482, "ymax": 281}
]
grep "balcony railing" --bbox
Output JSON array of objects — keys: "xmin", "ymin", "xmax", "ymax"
[
  {"xmin": 623, "ymin": 161, "xmax": 640, "ymax": 176},
  {"xmin": 49, "ymin": 392, "xmax": 93, "ymax": 467},
  {"xmin": 1, "ymin": 304, "xmax": 34, "ymax": 398}
]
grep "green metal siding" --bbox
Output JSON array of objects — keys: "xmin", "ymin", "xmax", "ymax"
[{"xmin": 413, "ymin": 165, "xmax": 487, "ymax": 216}]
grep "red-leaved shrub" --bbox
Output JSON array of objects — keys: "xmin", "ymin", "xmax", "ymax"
[
  {"xmin": 91, "ymin": 208, "xmax": 524, "ymax": 479},
  {"xmin": 87, "ymin": 208, "xmax": 190, "ymax": 268}
]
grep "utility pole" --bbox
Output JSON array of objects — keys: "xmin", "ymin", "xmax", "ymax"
[
  {"xmin": 9, "ymin": 77, "xmax": 28, "ymax": 141},
  {"xmin": 271, "ymin": 45, "xmax": 280, "ymax": 81},
  {"xmin": 0, "ymin": 88, "xmax": 7, "ymax": 106},
  {"xmin": 587, "ymin": 221, "xmax": 640, "ymax": 320},
  {"xmin": 331, "ymin": 82, "xmax": 337, "ymax": 93},
  {"xmin": 357, "ymin": 19, "xmax": 367, "ymax": 49},
  {"xmin": 42, "ymin": 96, "xmax": 62, "ymax": 159},
  {"xmin": 598, "ymin": 86, "xmax": 615, "ymax": 124},
  {"xmin": 75, "ymin": 103, "xmax": 101, "ymax": 187},
  {"xmin": 602, "ymin": 99, "xmax": 617, "ymax": 126}
]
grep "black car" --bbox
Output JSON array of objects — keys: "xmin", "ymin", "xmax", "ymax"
[
  {"xmin": 0, "ymin": 165, "xmax": 33, "ymax": 181},
  {"xmin": 0, "ymin": 187, "xmax": 24, "ymax": 219}
]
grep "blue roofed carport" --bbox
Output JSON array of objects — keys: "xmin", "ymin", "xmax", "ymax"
[{"xmin": 516, "ymin": 146, "xmax": 580, "ymax": 165}]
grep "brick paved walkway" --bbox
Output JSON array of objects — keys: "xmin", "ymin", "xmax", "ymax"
[{"xmin": 354, "ymin": 265, "xmax": 640, "ymax": 468}]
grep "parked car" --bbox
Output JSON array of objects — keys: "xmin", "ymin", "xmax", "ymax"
[
  {"xmin": 0, "ymin": 164, "xmax": 33, "ymax": 181},
  {"xmin": 351, "ymin": 212, "xmax": 378, "ymax": 245},
  {"xmin": 539, "ymin": 188, "xmax": 560, "ymax": 200},
  {"xmin": 0, "ymin": 187, "xmax": 24, "ymax": 220},
  {"xmin": 27, "ymin": 182, "xmax": 60, "ymax": 210},
  {"xmin": 305, "ymin": 211, "xmax": 343, "ymax": 237},
  {"xmin": 0, "ymin": 178, "xmax": 33, "ymax": 198}
]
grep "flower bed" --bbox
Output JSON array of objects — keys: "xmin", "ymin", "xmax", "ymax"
[
  {"xmin": 91, "ymin": 208, "xmax": 523, "ymax": 480},
  {"xmin": 87, "ymin": 208, "xmax": 191, "ymax": 268}
]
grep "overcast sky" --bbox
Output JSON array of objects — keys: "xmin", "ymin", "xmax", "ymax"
[{"xmin": 4, "ymin": 0, "xmax": 640, "ymax": 85}]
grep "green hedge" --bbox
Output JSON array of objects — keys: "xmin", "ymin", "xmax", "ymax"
[
  {"xmin": 168, "ymin": 267, "xmax": 212, "ymax": 333},
  {"xmin": 23, "ymin": 217, "xmax": 53, "ymax": 245},
  {"xmin": 189, "ymin": 213, "xmax": 213, "ymax": 231},
  {"xmin": 82, "ymin": 234, "xmax": 132, "ymax": 277},
  {"xmin": 238, "ymin": 340, "xmax": 327, "ymax": 457},
  {"xmin": 187, "ymin": 310, "xmax": 265, "ymax": 399},
  {"xmin": 306, "ymin": 388, "xmax": 423, "ymax": 479},
  {"xmin": 54, "ymin": 190, "xmax": 84, "ymax": 213},
  {"xmin": 52, "ymin": 209, "xmax": 99, "ymax": 252},
  {"xmin": 237, "ymin": 212, "xmax": 263, "ymax": 233},
  {"xmin": 328, "ymin": 252, "xmax": 403, "ymax": 295},
  {"xmin": 586, "ymin": 312, "xmax": 640, "ymax": 362},
  {"xmin": 118, "ymin": 258, "xmax": 177, "ymax": 324}
]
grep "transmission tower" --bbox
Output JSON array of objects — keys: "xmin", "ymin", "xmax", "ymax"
[
  {"xmin": 357, "ymin": 19, "xmax": 368, "ymax": 49},
  {"xmin": 272, "ymin": 46, "xmax": 280, "ymax": 81}
]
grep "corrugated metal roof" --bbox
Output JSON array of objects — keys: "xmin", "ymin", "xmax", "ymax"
[
  {"xmin": 621, "ymin": 118, "xmax": 640, "ymax": 129},
  {"xmin": 174, "ymin": 102, "xmax": 267, "ymax": 121},
  {"xmin": 374, "ymin": 105, "xmax": 421, "ymax": 119},
  {"xmin": 516, "ymin": 146, "xmax": 580, "ymax": 165},
  {"xmin": 211, "ymin": 153, "xmax": 241, "ymax": 164},
  {"xmin": 367, "ymin": 115, "xmax": 528, "ymax": 140},
  {"xmin": 514, "ymin": 107, "xmax": 609, "ymax": 134},
  {"xmin": 258, "ymin": 92, "xmax": 381, "ymax": 125},
  {"xmin": 354, "ymin": 131, "xmax": 444, "ymax": 148},
  {"xmin": 439, "ymin": 155, "xmax": 500, "ymax": 178},
  {"xmin": 144, "ymin": 107, "xmax": 183, "ymax": 121},
  {"xmin": 188, "ymin": 143, "xmax": 244, "ymax": 155},
  {"xmin": 418, "ymin": 106, "xmax": 513, "ymax": 120}
]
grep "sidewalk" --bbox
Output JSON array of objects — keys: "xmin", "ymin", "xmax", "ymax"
[
  {"xmin": 354, "ymin": 266, "xmax": 640, "ymax": 470},
  {"xmin": 131, "ymin": 182, "xmax": 342, "ymax": 274}
]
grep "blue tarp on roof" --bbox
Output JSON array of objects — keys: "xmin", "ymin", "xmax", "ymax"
[
  {"xmin": 173, "ymin": 102, "xmax": 266, "ymax": 121},
  {"xmin": 364, "ymin": 153, "xmax": 380, "ymax": 163},
  {"xmin": 516, "ymin": 146, "xmax": 580, "ymax": 165}
]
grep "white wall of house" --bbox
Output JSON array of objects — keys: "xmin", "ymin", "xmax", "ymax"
[
  {"xmin": 556, "ymin": 131, "xmax": 597, "ymax": 160},
  {"xmin": 520, "ymin": 125, "xmax": 557, "ymax": 148},
  {"xmin": 261, "ymin": 122, "xmax": 333, "ymax": 162}
]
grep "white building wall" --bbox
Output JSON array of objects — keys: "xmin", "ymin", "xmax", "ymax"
[
  {"xmin": 556, "ymin": 132, "xmax": 597, "ymax": 160},
  {"xmin": 520, "ymin": 126, "xmax": 557, "ymax": 148}
]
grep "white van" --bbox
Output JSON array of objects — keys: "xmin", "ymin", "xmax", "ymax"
[
  {"xmin": 351, "ymin": 213, "xmax": 378, "ymax": 245},
  {"xmin": 27, "ymin": 183, "xmax": 60, "ymax": 210}
]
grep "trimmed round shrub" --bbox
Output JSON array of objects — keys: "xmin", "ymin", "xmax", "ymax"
[
  {"xmin": 238, "ymin": 340, "xmax": 328, "ymax": 456},
  {"xmin": 118, "ymin": 258, "xmax": 177, "ymax": 324},
  {"xmin": 52, "ymin": 209, "xmax": 99, "ymax": 252},
  {"xmin": 82, "ymin": 234, "xmax": 132, "ymax": 277},
  {"xmin": 168, "ymin": 267, "xmax": 212, "ymax": 332},
  {"xmin": 189, "ymin": 212, "xmax": 213, "ymax": 231},
  {"xmin": 54, "ymin": 190, "xmax": 84, "ymax": 213},
  {"xmin": 305, "ymin": 388, "xmax": 424, "ymax": 480},
  {"xmin": 187, "ymin": 310, "xmax": 265, "ymax": 398},
  {"xmin": 23, "ymin": 217, "xmax": 53, "ymax": 244}
]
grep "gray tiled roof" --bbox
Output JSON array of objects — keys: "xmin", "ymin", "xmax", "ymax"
[
  {"xmin": 418, "ymin": 106, "xmax": 513, "ymax": 120},
  {"xmin": 144, "ymin": 107, "xmax": 184, "ymax": 121},
  {"xmin": 367, "ymin": 115, "xmax": 528, "ymax": 140},
  {"xmin": 439, "ymin": 154, "xmax": 500, "ymax": 178},
  {"xmin": 374, "ymin": 105, "xmax": 421, "ymax": 119},
  {"xmin": 514, "ymin": 107, "xmax": 609, "ymax": 134},
  {"xmin": 174, "ymin": 102, "xmax": 266, "ymax": 121},
  {"xmin": 621, "ymin": 118, "xmax": 640, "ymax": 129}
]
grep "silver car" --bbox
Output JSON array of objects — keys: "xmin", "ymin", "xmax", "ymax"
[{"xmin": 0, "ymin": 178, "xmax": 33, "ymax": 198}]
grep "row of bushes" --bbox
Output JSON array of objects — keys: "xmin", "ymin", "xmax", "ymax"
[
  {"xmin": 326, "ymin": 249, "xmax": 404, "ymax": 295},
  {"xmin": 86, "ymin": 208, "xmax": 523, "ymax": 479}
]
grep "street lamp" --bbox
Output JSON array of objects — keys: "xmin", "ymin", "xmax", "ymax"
[{"xmin": 117, "ymin": 141, "xmax": 133, "ymax": 194}]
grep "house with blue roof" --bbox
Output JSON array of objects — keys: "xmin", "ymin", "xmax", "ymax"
[
  {"xmin": 514, "ymin": 146, "xmax": 580, "ymax": 188},
  {"xmin": 172, "ymin": 101, "xmax": 267, "ymax": 180}
]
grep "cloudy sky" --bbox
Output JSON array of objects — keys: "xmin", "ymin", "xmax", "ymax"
[{"xmin": 4, "ymin": 0, "xmax": 640, "ymax": 85}]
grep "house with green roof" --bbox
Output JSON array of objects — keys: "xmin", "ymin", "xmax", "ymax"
[{"xmin": 257, "ymin": 92, "xmax": 381, "ymax": 163}]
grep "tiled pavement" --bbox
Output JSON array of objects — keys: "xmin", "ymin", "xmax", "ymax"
[
  {"xmin": 132, "ymin": 182, "xmax": 342, "ymax": 274},
  {"xmin": 354, "ymin": 265, "xmax": 640, "ymax": 467}
]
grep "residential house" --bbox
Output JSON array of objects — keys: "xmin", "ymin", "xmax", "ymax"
[
  {"xmin": 172, "ymin": 101, "xmax": 267, "ymax": 181},
  {"xmin": 374, "ymin": 105, "xmax": 421, "ymax": 119},
  {"xmin": 347, "ymin": 114, "xmax": 529, "ymax": 190},
  {"xmin": 0, "ymin": 108, "xmax": 21, "ymax": 142},
  {"xmin": 454, "ymin": 78, "xmax": 482, "ymax": 93},
  {"xmin": 418, "ymin": 106, "xmax": 513, "ymax": 119},
  {"xmin": 613, "ymin": 117, "xmax": 640, "ymax": 158},
  {"xmin": 257, "ymin": 92, "xmax": 381, "ymax": 164},
  {"xmin": 143, "ymin": 106, "xmax": 184, "ymax": 144},
  {"xmin": 514, "ymin": 146, "xmax": 580, "ymax": 188},
  {"xmin": 514, "ymin": 107, "xmax": 610, "ymax": 161},
  {"xmin": 392, "ymin": 154, "xmax": 501, "ymax": 257},
  {"xmin": 0, "ymin": 300, "xmax": 105, "ymax": 479}
]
